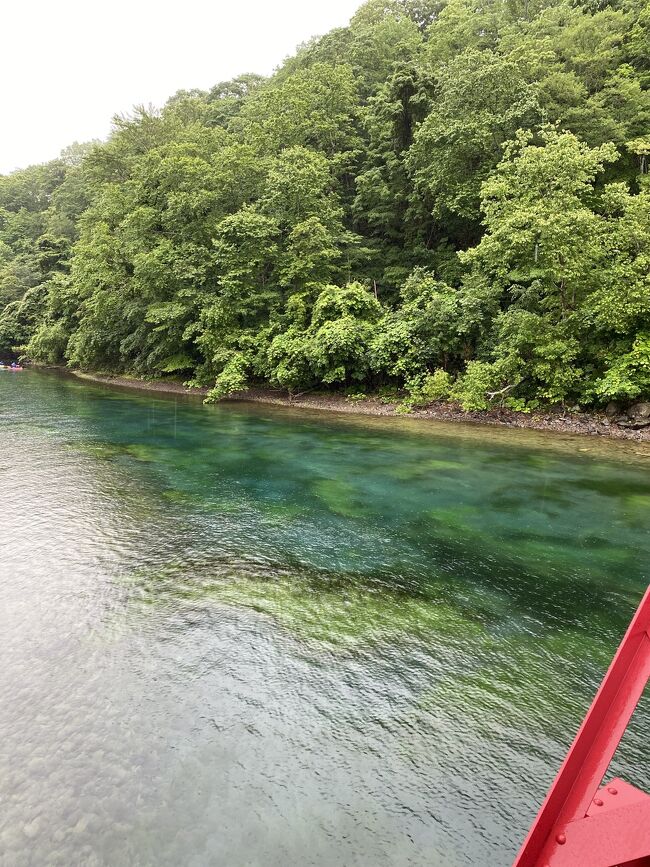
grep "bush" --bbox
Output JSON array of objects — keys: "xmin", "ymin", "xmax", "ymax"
[
  {"xmin": 403, "ymin": 369, "xmax": 452, "ymax": 408},
  {"xmin": 594, "ymin": 333, "xmax": 650, "ymax": 401},
  {"xmin": 451, "ymin": 361, "xmax": 500, "ymax": 411},
  {"xmin": 26, "ymin": 322, "xmax": 68, "ymax": 364},
  {"xmin": 205, "ymin": 353, "xmax": 249, "ymax": 402}
]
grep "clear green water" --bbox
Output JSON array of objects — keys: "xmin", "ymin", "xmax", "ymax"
[{"xmin": 0, "ymin": 369, "xmax": 648, "ymax": 866}]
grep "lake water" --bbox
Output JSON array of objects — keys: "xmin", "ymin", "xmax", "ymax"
[{"xmin": 1, "ymin": 369, "xmax": 648, "ymax": 866}]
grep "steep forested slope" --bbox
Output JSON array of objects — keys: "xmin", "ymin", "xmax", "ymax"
[{"xmin": 1, "ymin": 0, "xmax": 649, "ymax": 410}]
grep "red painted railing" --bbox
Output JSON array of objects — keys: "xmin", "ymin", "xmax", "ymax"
[{"xmin": 513, "ymin": 585, "xmax": 650, "ymax": 867}]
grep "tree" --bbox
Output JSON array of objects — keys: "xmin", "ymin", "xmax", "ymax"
[
  {"xmin": 3, "ymin": 0, "xmax": 649, "ymax": 411},
  {"xmin": 453, "ymin": 130, "xmax": 619, "ymax": 405},
  {"xmin": 266, "ymin": 283, "xmax": 383, "ymax": 392},
  {"xmin": 236, "ymin": 63, "xmax": 361, "ymax": 163},
  {"xmin": 407, "ymin": 51, "xmax": 541, "ymax": 238}
]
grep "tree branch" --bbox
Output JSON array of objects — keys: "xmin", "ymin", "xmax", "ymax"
[{"xmin": 487, "ymin": 381, "xmax": 521, "ymax": 400}]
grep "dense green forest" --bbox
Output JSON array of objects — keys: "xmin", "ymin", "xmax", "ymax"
[{"xmin": 1, "ymin": 0, "xmax": 649, "ymax": 410}]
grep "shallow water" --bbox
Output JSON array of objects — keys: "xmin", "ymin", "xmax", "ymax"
[{"xmin": 0, "ymin": 369, "xmax": 648, "ymax": 867}]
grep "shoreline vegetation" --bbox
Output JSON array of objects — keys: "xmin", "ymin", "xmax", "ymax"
[
  {"xmin": 1, "ymin": 0, "xmax": 649, "ymax": 420},
  {"xmin": 65, "ymin": 368, "xmax": 650, "ymax": 444}
]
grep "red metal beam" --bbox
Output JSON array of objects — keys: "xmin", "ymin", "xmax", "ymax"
[
  {"xmin": 513, "ymin": 585, "xmax": 650, "ymax": 867},
  {"xmin": 544, "ymin": 784, "xmax": 650, "ymax": 866}
]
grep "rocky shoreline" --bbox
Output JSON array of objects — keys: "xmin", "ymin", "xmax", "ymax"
[{"xmin": 62, "ymin": 369, "xmax": 650, "ymax": 443}]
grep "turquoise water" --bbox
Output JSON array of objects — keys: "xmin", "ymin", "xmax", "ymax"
[{"xmin": 0, "ymin": 369, "xmax": 648, "ymax": 866}]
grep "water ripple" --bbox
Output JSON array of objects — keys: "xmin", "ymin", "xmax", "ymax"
[{"xmin": 0, "ymin": 370, "xmax": 648, "ymax": 866}]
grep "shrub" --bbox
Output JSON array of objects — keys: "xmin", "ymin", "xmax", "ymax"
[
  {"xmin": 205, "ymin": 353, "xmax": 249, "ymax": 402},
  {"xmin": 451, "ymin": 361, "xmax": 500, "ymax": 410},
  {"xmin": 594, "ymin": 333, "xmax": 650, "ymax": 401},
  {"xmin": 403, "ymin": 369, "xmax": 452, "ymax": 409}
]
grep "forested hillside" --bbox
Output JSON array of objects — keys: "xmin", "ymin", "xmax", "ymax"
[{"xmin": 1, "ymin": 0, "xmax": 649, "ymax": 410}]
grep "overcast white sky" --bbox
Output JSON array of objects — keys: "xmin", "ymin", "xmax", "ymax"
[{"xmin": 0, "ymin": 0, "xmax": 364, "ymax": 175}]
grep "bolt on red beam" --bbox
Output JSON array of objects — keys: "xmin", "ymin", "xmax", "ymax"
[{"xmin": 512, "ymin": 585, "xmax": 650, "ymax": 867}]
